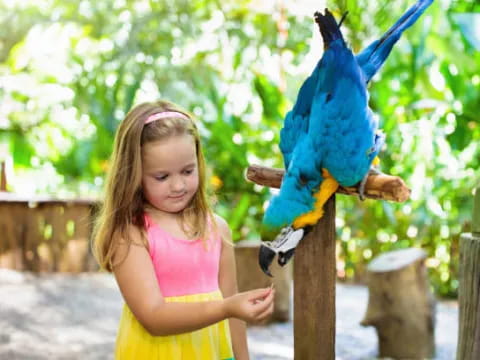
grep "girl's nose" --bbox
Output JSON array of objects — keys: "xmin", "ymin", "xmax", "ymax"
[{"xmin": 171, "ymin": 176, "xmax": 186, "ymax": 192}]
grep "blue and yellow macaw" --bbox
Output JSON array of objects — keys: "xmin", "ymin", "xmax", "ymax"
[{"xmin": 259, "ymin": 0, "xmax": 434, "ymax": 276}]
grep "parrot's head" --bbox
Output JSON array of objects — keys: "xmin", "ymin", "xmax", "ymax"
[{"xmin": 259, "ymin": 157, "xmax": 321, "ymax": 276}]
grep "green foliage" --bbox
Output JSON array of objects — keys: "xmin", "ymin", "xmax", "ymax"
[
  {"xmin": 331, "ymin": 0, "xmax": 480, "ymax": 297},
  {"xmin": 0, "ymin": 0, "xmax": 478, "ymax": 297}
]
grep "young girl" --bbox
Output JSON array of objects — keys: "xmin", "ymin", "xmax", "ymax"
[{"xmin": 93, "ymin": 100, "xmax": 275, "ymax": 359}]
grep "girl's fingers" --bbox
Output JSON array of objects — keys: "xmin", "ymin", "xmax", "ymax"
[
  {"xmin": 256, "ymin": 300, "xmax": 275, "ymax": 321},
  {"xmin": 248, "ymin": 287, "xmax": 272, "ymax": 303},
  {"xmin": 252, "ymin": 290, "xmax": 275, "ymax": 315},
  {"xmin": 252, "ymin": 296, "xmax": 271, "ymax": 314}
]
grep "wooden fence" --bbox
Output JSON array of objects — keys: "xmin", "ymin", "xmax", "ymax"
[{"xmin": 0, "ymin": 192, "xmax": 99, "ymax": 272}]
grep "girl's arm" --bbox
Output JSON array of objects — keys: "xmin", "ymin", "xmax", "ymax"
[
  {"xmin": 113, "ymin": 225, "xmax": 274, "ymax": 337},
  {"xmin": 217, "ymin": 216, "xmax": 250, "ymax": 360}
]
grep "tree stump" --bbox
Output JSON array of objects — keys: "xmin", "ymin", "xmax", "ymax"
[
  {"xmin": 234, "ymin": 240, "xmax": 292, "ymax": 323},
  {"xmin": 457, "ymin": 185, "xmax": 480, "ymax": 360},
  {"xmin": 361, "ymin": 248, "xmax": 435, "ymax": 359}
]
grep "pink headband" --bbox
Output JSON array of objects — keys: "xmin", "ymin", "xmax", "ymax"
[{"xmin": 145, "ymin": 111, "xmax": 189, "ymax": 125}]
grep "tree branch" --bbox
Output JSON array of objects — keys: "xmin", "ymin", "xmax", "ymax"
[{"xmin": 245, "ymin": 164, "xmax": 411, "ymax": 202}]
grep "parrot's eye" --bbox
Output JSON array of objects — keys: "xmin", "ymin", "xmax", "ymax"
[{"xmin": 299, "ymin": 175, "xmax": 308, "ymax": 185}]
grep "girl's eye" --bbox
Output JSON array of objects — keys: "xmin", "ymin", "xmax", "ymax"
[
  {"xmin": 155, "ymin": 175, "xmax": 168, "ymax": 181},
  {"xmin": 183, "ymin": 169, "xmax": 194, "ymax": 175}
]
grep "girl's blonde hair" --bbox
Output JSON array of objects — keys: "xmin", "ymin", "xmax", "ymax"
[{"xmin": 92, "ymin": 100, "xmax": 214, "ymax": 271}]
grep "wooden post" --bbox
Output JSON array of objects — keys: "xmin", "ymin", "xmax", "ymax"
[
  {"xmin": 1, "ymin": 161, "xmax": 7, "ymax": 191},
  {"xmin": 246, "ymin": 164, "xmax": 410, "ymax": 359},
  {"xmin": 294, "ymin": 196, "xmax": 336, "ymax": 359},
  {"xmin": 457, "ymin": 185, "xmax": 480, "ymax": 360}
]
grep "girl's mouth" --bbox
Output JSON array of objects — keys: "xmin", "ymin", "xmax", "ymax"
[{"xmin": 169, "ymin": 193, "xmax": 186, "ymax": 199}]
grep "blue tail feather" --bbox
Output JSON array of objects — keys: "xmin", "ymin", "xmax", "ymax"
[{"xmin": 356, "ymin": 0, "xmax": 434, "ymax": 82}]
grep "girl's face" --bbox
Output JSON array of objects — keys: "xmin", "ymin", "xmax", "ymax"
[{"xmin": 141, "ymin": 134, "xmax": 199, "ymax": 214}]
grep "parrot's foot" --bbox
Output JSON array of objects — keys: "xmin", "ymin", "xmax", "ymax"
[
  {"xmin": 258, "ymin": 226, "xmax": 306, "ymax": 277},
  {"xmin": 358, "ymin": 166, "xmax": 383, "ymax": 201},
  {"xmin": 292, "ymin": 169, "xmax": 339, "ymax": 229}
]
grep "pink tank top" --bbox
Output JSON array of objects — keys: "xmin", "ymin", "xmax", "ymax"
[{"xmin": 144, "ymin": 214, "xmax": 222, "ymax": 297}]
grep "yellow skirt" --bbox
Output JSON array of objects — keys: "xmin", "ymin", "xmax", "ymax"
[{"xmin": 115, "ymin": 290, "xmax": 234, "ymax": 360}]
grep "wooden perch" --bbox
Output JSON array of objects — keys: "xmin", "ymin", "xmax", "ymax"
[{"xmin": 246, "ymin": 164, "xmax": 411, "ymax": 202}]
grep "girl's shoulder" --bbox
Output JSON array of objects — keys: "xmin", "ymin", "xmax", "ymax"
[
  {"xmin": 211, "ymin": 213, "xmax": 232, "ymax": 243},
  {"xmin": 109, "ymin": 223, "xmax": 144, "ymax": 247},
  {"xmin": 111, "ymin": 223, "xmax": 148, "ymax": 268}
]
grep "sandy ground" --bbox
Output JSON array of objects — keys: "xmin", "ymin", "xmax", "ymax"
[{"xmin": 0, "ymin": 269, "xmax": 458, "ymax": 359}]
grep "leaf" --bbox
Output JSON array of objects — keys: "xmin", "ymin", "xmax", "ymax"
[
  {"xmin": 10, "ymin": 132, "xmax": 34, "ymax": 167},
  {"xmin": 228, "ymin": 193, "xmax": 251, "ymax": 239}
]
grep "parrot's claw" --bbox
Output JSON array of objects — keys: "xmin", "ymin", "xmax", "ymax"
[
  {"xmin": 258, "ymin": 226, "xmax": 305, "ymax": 277},
  {"xmin": 358, "ymin": 167, "xmax": 383, "ymax": 201},
  {"xmin": 358, "ymin": 174, "xmax": 368, "ymax": 201}
]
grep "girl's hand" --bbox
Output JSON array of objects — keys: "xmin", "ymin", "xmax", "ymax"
[{"xmin": 223, "ymin": 286, "xmax": 275, "ymax": 324}]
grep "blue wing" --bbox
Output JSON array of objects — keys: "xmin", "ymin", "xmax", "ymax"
[
  {"xmin": 279, "ymin": 60, "xmax": 322, "ymax": 169},
  {"xmin": 308, "ymin": 39, "xmax": 379, "ymax": 187}
]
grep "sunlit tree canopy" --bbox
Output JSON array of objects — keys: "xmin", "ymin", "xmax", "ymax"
[{"xmin": 0, "ymin": 0, "xmax": 479, "ymax": 296}]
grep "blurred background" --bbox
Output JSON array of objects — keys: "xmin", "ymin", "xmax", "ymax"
[{"xmin": 0, "ymin": 0, "xmax": 479, "ymax": 300}]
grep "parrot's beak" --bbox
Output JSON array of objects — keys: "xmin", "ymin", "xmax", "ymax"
[
  {"xmin": 258, "ymin": 226, "xmax": 305, "ymax": 277},
  {"xmin": 259, "ymin": 244, "xmax": 277, "ymax": 277}
]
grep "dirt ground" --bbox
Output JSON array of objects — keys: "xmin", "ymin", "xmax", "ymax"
[{"xmin": 0, "ymin": 269, "xmax": 457, "ymax": 359}]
